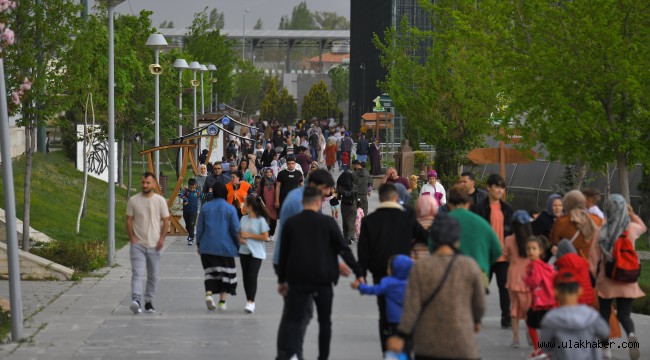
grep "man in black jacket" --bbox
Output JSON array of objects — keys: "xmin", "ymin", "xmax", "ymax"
[
  {"xmin": 277, "ymin": 186, "xmax": 363, "ymax": 360},
  {"xmin": 471, "ymin": 173, "xmax": 514, "ymax": 328},
  {"xmin": 459, "ymin": 171, "xmax": 488, "ymax": 206},
  {"xmin": 357, "ymin": 183, "xmax": 427, "ymax": 353}
]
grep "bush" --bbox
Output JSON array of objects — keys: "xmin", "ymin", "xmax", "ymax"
[
  {"xmin": 0, "ymin": 306, "xmax": 9, "ymax": 342},
  {"xmin": 633, "ymin": 284, "xmax": 650, "ymax": 315},
  {"xmin": 31, "ymin": 239, "xmax": 107, "ymax": 273},
  {"xmin": 414, "ymin": 151, "xmax": 428, "ymax": 165}
]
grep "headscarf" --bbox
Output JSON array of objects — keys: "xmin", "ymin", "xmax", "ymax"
[
  {"xmin": 262, "ymin": 167, "xmax": 276, "ymax": 189},
  {"xmin": 270, "ymin": 160, "xmax": 279, "ymax": 178},
  {"xmin": 556, "ymin": 239, "xmax": 577, "ymax": 260},
  {"xmin": 545, "ymin": 193, "xmax": 563, "ymax": 216},
  {"xmin": 416, "ymin": 195, "xmax": 438, "ymax": 230},
  {"xmin": 562, "ymin": 190, "xmax": 597, "ymax": 242},
  {"xmin": 409, "ymin": 175, "xmax": 419, "ymax": 190},
  {"xmin": 598, "ymin": 194, "xmax": 630, "ymax": 261}
]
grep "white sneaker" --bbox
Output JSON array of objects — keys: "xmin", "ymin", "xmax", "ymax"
[
  {"xmin": 269, "ymin": 235, "xmax": 274, "ymax": 241},
  {"xmin": 244, "ymin": 302, "xmax": 255, "ymax": 314},
  {"xmin": 602, "ymin": 348, "xmax": 612, "ymax": 359},
  {"xmin": 130, "ymin": 300, "xmax": 142, "ymax": 314},
  {"xmin": 205, "ymin": 292, "xmax": 216, "ymax": 311},
  {"xmin": 629, "ymin": 334, "xmax": 640, "ymax": 360},
  {"xmin": 218, "ymin": 301, "xmax": 227, "ymax": 311}
]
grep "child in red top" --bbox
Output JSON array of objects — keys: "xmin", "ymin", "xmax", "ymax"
[
  {"xmin": 341, "ymin": 150, "xmax": 350, "ymax": 172},
  {"xmin": 554, "ymin": 239, "xmax": 594, "ymax": 306},
  {"xmin": 523, "ymin": 235, "xmax": 556, "ymax": 359}
]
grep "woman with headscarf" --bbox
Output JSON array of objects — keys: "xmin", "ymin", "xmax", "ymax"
[
  {"xmin": 269, "ymin": 160, "xmax": 279, "ymax": 178},
  {"xmin": 195, "ymin": 164, "xmax": 208, "ymax": 193},
  {"xmin": 387, "ymin": 213, "xmax": 485, "ymax": 359},
  {"xmin": 411, "ymin": 195, "xmax": 438, "ymax": 260},
  {"xmin": 532, "ymin": 194, "xmax": 563, "ymax": 238},
  {"xmin": 258, "ymin": 167, "xmax": 278, "ymax": 240},
  {"xmin": 589, "ymin": 194, "xmax": 645, "ymax": 360},
  {"xmin": 325, "ymin": 136, "xmax": 337, "ymax": 171},
  {"xmin": 368, "ymin": 137, "xmax": 382, "ymax": 176},
  {"xmin": 337, "ymin": 171, "xmax": 358, "ymax": 244},
  {"xmin": 549, "ymin": 190, "xmax": 602, "ymax": 260},
  {"xmin": 407, "ymin": 175, "xmax": 420, "ymax": 209}
]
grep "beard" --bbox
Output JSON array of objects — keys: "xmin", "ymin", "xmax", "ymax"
[{"xmin": 142, "ymin": 187, "xmax": 153, "ymax": 194}]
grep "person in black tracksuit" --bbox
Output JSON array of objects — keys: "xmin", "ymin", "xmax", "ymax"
[
  {"xmin": 276, "ymin": 187, "xmax": 363, "ymax": 360},
  {"xmin": 471, "ymin": 174, "xmax": 513, "ymax": 328}
]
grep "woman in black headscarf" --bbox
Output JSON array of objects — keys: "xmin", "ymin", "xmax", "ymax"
[{"xmin": 531, "ymin": 193, "xmax": 563, "ymax": 238}]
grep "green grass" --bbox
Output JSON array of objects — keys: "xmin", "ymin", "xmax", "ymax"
[
  {"xmin": 0, "ymin": 151, "xmax": 130, "ymax": 270},
  {"xmin": 634, "ymin": 234, "xmax": 650, "ymax": 314}
]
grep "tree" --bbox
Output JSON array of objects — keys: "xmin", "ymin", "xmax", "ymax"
[
  {"xmin": 489, "ymin": 0, "xmax": 650, "ymax": 202},
  {"xmin": 232, "ymin": 60, "xmax": 266, "ymax": 115},
  {"xmin": 159, "ymin": 20, "xmax": 174, "ymax": 28},
  {"xmin": 208, "ymin": 7, "xmax": 225, "ymax": 30},
  {"xmin": 278, "ymin": 1, "xmax": 316, "ymax": 30},
  {"xmin": 253, "ymin": 18, "xmax": 263, "ymax": 30},
  {"xmin": 313, "ymin": 11, "xmax": 349, "ymax": 30},
  {"xmin": 260, "ymin": 76, "xmax": 279, "ymax": 120},
  {"xmin": 5, "ymin": 0, "xmax": 83, "ymax": 250},
  {"xmin": 374, "ymin": 4, "xmax": 498, "ymax": 179},
  {"xmin": 301, "ymin": 80, "xmax": 334, "ymax": 121},
  {"xmin": 277, "ymin": 88, "xmax": 297, "ymax": 124},
  {"xmin": 328, "ymin": 66, "xmax": 348, "ymax": 107}
]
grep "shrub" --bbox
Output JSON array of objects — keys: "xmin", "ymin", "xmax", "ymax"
[
  {"xmin": 31, "ymin": 239, "xmax": 107, "ymax": 273},
  {"xmin": 414, "ymin": 151, "xmax": 428, "ymax": 165}
]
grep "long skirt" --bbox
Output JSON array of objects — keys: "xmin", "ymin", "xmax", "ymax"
[{"xmin": 200, "ymin": 254, "xmax": 237, "ymax": 295}]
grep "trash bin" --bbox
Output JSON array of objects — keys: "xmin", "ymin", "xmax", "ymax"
[{"xmin": 159, "ymin": 172, "xmax": 168, "ymax": 197}]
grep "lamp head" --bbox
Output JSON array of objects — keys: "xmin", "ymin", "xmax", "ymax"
[
  {"xmin": 173, "ymin": 58, "xmax": 189, "ymax": 70},
  {"xmin": 145, "ymin": 33, "xmax": 168, "ymax": 48},
  {"xmin": 188, "ymin": 61, "xmax": 201, "ymax": 71},
  {"xmin": 199, "ymin": 64, "xmax": 208, "ymax": 72},
  {"xmin": 208, "ymin": 64, "xmax": 217, "ymax": 71},
  {"xmin": 149, "ymin": 64, "xmax": 163, "ymax": 75},
  {"xmin": 103, "ymin": 0, "xmax": 126, "ymax": 6}
]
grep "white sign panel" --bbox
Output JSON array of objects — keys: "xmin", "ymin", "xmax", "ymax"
[{"xmin": 76, "ymin": 124, "xmax": 117, "ymax": 183}]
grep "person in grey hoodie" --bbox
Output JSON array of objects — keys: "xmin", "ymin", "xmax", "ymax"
[{"xmin": 539, "ymin": 270, "xmax": 609, "ymax": 360}]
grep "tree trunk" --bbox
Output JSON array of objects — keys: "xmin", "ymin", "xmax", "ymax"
[
  {"xmin": 127, "ymin": 138, "xmax": 133, "ymax": 200},
  {"xmin": 118, "ymin": 136, "xmax": 124, "ymax": 187},
  {"xmin": 574, "ymin": 162, "xmax": 587, "ymax": 190},
  {"xmin": 616, "ymin": 152, "xmax": 630, "ymax": 203},
  {"xmin": 604, "ymin": 164, "xmax": 611, "ymax": 199},
  {"xmin": 22, "ymin": 120, "xmax": 35, "ymax": 251}
]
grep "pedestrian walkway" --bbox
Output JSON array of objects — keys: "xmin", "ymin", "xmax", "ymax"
[{"xmin": 1, "ymin": 175, "xmax": 649, "ymax": 359}]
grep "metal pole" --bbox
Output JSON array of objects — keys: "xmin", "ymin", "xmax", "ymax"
[
  {"xmin": 201, "ymin": 72, "xmax": 205, "ymax": 115},
  {"xmin": 210, "ymin": 75, "xmax": 213, "ymax": 113},
  {"xmin": 154, "ymin": 48, "xmax": 160, "ymax": 183},
  {"xmin": 193, "ymin": 70, "xmax": 198, "ymax": 158},
  {"xmin": 107, "ymin": 5, "xmax": 116, "ymax": 267},
  {"xmin": 178, "ymin": 70, "xmax": 183, "ymax": 168},
  {"xmin": 0, "ymin": 58, "xmax": 24, "ymax": 342},
  {"xmin": 242, "ymin": 13, "xmax": 246, "ymax": 61}
]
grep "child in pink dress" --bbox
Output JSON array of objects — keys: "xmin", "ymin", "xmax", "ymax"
[{"xmin": 503, "ymin": 210, "xmax": 532, "ymax": 349}]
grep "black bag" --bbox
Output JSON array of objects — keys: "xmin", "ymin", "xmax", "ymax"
[{"xmin": 339, "ymin": 190, "xmax": 356, "ymax": 206}]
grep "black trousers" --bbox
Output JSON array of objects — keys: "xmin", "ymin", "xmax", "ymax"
[
  {"xmin": 490, "ymin": 261, "xmax": 510, "ymax": 322},
  {"xmin": 240, "ymin": 254, "xmax": 262, "ymax": 302},
  {"xmin": 269, "ymin": 218, "xmax": 277, "ymax": 236},
  {"xmin": 377, "ymin": 295, "xmax": 390, "ymax": 353},
  {"xmin": 341, "ymin": 203, "xmax": 357, "ymax": 242},
  {"xmin": 277, "ymin": 283, "xmax": 332, "ymax": 360},
  {"xmin": 599, "ymin": 297, "xmax": 635, "ymax": 335},
  {"xmin": 183, "ymin": 211, "xmax": 197, "ymax": 237}
]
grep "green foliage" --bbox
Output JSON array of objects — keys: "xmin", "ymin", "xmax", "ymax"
[
  {"xmin": 278, "ymin": 2, "xmax": 348, "ymax": 30},
  {"xmin": 32, "ymin": 239, "xmax": 107, "ymax": 272},
  {"xmin": 313, "ymin": 11, "xmax": 350, "ymax": 30},
  {"xmin": 0, "ymin": 306, "xmax": 9, "ymax": 342},
  {"xmin": 253, "ymin": 18, "xmax": 263, "ymax": 30},
  {"xmin": 260, "ymin": 76, "xmax": 279, "ymax": 120},
  {"xmin": 277, "ymin": 88, "xmax": 298, "ymax": 124},
  {"xmin": 159, "ymin": 20, "xmax": 174, "ymax": 29},
  {"xmin": 301, "ymin": 80, "xmax": 335, "ymax": 121},
  {"xmin": 208, "ymin": 8, "xmax": 225, "ymax": 30},
  {"xmin": 232, "ymin": 60, "xmax": 266, "ymax": 115},
  {"xmin": 414, "ymin": 151, "xmax": 428, "ymax": 165},
  {"xmin": 633, "ymin": 260, "xmax": 650, "ymax": 315},
  {"xmin": 328, "ymin": 66, "xmax": 349, "ymax": 106}
]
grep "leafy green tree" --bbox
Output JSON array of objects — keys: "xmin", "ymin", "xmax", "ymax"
[
  {"xmin": 5, "ymin": 0, "xmax": 83, "ymax": 250},
  {"xmin": 232, "ymin": 60, "xmax": 266, "ymax": 115},
  {"xmin": 159, "ymin": 20, "xmax": 174, "ymax": 28},
  {"xmin": 313, "ymin": 11, "xmax": 349, "ymax": 30},
  {"xmin": 488, "ymin": 0, "xmax": 650, "ymax": 202},
  {"xmin": 328, "ymin": 66, "xmax": 349, "ymax": 107},
  {"xmin": 277, "ymin": 88, "xmax": 297, "ymax": 124},
  {"xmin": 208, "ymin": 7, "xmax": 225, "ymax": 30},
  {"xmin": 301, "ymin": 80, "xmax": 334, "ymax": 121},
  {"xmin": 253, "ymin": 18, "xmax": 263, "ymax": 30},
  {"xmin": 185, "ymin": 7, "xmax": 235, "ymax": 104},
  {"xmin": 278, "ymin": 1, "xmax": 316, "ymax": 30},
  {"xmin": 260, "ymin": 76, "xmax": 279, "ymax": 120}
]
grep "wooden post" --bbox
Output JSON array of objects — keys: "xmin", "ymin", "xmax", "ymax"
[{"xmin": 499, "ymin": 127, "xmax": 506, "ymax": 179}]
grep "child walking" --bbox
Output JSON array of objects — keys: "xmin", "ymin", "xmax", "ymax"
[
  {"xmin": 503, "ymin": 210, "xmax": 533, "ymax": 349},
  {"xmin": 178, "ymin": 178, "xmax": 202, "ymax": 245},
  {"xmin": 238, "ymin": 196, "xmax": 270, "ymax": 314},
  {"xmin": 524, "ymin": 235, "xmax": 556, "ymax": 360}
]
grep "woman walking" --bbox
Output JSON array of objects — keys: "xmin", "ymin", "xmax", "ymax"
[
  {"xmin": 195, "ymin": 183, "xmax": 240, "ymax": 311},
  {"xmin": 238, "ymin": 196, "xmax": 270, "ymax": 314},
  {"xmin": 258, "ymin": 167, "xmax": 278, "ymax": 240},
  {"xmin": 325, "ymin": 137, "xmax": 337, "ymax": 171}
]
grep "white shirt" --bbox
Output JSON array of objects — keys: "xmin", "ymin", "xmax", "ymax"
[
  {"xmin": 420, "ymin": 181, "xmax": 447, "ymax": 205},
  {"xmin": 588, "ymin": 205, "xmax": 605, "ymax": 220}
]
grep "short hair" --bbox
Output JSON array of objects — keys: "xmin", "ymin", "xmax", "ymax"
[
  {"xmin": 379, "ymin": 183, "xmax": 398, "ymax": 202},
  {"xmin": 188, "ymin": 178, "xmax": 197, "ymax": 186},
  {"xmin": 142, "ymin": 172, "xmax": 155, "ymax": 179},
  {"xmin": 307, "ymin": 169, "xmax": 335, "ymax": 188},
  {"xmin": 231, "ymin": 170, "xmax": 243, "ymax": 179},
  {"xmin": 302, "ymin": 186, "xmax": 322, "ymax": 205},
  {"xmin": 447, "ymin": 185, "xmax": 470, "ymax": 206},
  {"xmin": 212, "ymin": 183, "xmax": 228, "ymax": 200},
  {"xmin": 460, "ymin": 171, "xmax": 475, "ymax": 181},
  {"xmin": 582, "ymin": 188, "xmax": 601, "ymax": 202},
  {"xmin": 555, "ymin": 282, "xmax": 580, "ymax": 294},
  {"xmin": 486, "ymin": 173, "xmax": 506, "ymax": 188},
  {"xmin": 286, "ymin": 154, "xmax": 297, "ymax": 162}
]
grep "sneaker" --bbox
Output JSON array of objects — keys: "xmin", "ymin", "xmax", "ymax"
[
  {"xmin": 218, "ymin": 301, "xmax": 227, "ymax": 311},
  {"xmin": 511, "ymin": 338, "xmax": 520, "ymax": 348},
  {"xmin": 602, "ymin": 348, "xmax": 612, "ymax": 359},
  {"xmin": 205, "ymin": 292, "xmax": 216, "ymax": 310},
  {"xmin": 130, "ymin": 300, "xmax": 142, "ymax": 314},
  {"xmin": 269, "ymin": 235, "xmax": 274, "ymax": 242},
  {"xmin": 629, "ymin": 334, "xmax": 640, "ymax": 360},
  {"xmin": 528, "ymin": 349, "xmax": 548, "ymax": 359},
  {"xmin": 501, "ymin": 318, "xmax": 512, "ymax": 329},
  {"xmin": 144, "ymin": 302, "xmax": 155, "ymax": 313},
  {"xmin": 244, "ymin": 302, "xmax": 255, "ymax": 314}
]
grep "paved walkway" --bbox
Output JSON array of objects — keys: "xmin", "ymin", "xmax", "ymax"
[{"xmin": 1, "ymin": 174, "xmax": 649, "ymax": 359}]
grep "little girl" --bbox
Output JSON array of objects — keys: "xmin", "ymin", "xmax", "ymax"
[
  {"xmin": 503, "ymin": 211, "xmax": 533, "ymax": 349},
  {"xmin": 238, "ymin": 196, "xmax": 270, "ymax": 314},
  {"xmin": 524, "ymin": 235, "xmax": 556, "ymax": 359},
  {"xmin": 355, "ymin": 199, "xmax": 365, "ymax": 240}
]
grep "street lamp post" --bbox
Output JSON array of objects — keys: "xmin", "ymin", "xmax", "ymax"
[
  {"xmin": 360, "ymin": 63, "xmax": 366, "ymax": 115},
  {"xmin": 208, "ymin": 64, "xmax": 216, "ymax": 113},
  {"xmin": 105, "ymin": 0, "xmax": 125, "ymax": 268},
  {"xmin": 199, "ymin": 64, "xmax": 207, "ymax": 115},
  {"xmin": 173, "ymin": 58, "xmax": 188, "ymax": 169},
  {"xmin": 242, "ymin": 8, "xmax": 250, "ymax": 61},
  {"xmin": 145, "ymin": 33, "xmax": 168, "ymax": 184},
  {"xmin": 188, "ymin": 61, "xmax": 201, "ymax": 158}
]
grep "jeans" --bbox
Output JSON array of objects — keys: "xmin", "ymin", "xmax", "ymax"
[
  {"xmin": 130, "ymin": 243, "xmax": 161, "ymax": 304},
  {"xmin": 277, "ymin": 283, "xmax": 330, "ymax": 360},
  {"xmin": 490, "ymin": 261, "xmax": 510, "ymax": 322},
  {"xmin": 183, "ymin": 211, "xmax": 197, "ymax": 238},
  {"xmin": 240, "ymin": 254, "xmax": 262, "ymax": 302},
  {"xmin": 310, "ymin": 146, "xmax": 317, "ymax": 162},
  {"xmin": 356, "ymin": 154, "xmax": 367, "ymax": 163}
]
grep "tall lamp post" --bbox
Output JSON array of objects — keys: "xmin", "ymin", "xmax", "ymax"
[
  {"xmin": 208, "ymin": 64, "xmax": 216, "ymax": 113},
  {"xmin": 199, "ymin": 64, "xmax": 207, "ymax": 114},
  {"xmin": 145, "ymin": 33, "xmax": 168, "ymax": 183},
  {"xmin": 188, "ymin": 61, "xmax": 201, "ymax": 158},
  {"xmin": 105, "ymin": 0, "xmax": 125, "ymax": 267},
  {"xmin": 242, "ymin": 8, "xmax": 250, "ymax": 61},
  {"xmin": 360, "ymin": 63, "xmax": 366, "ymax": 115},
  {"xmin": 173, "ymin": 58, "xmax": 188, "ymax": 169}
]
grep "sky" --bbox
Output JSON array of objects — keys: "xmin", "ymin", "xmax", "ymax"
[{"xmin": 111, "ymin": 0, "xmax": 350, "ymax": 31}]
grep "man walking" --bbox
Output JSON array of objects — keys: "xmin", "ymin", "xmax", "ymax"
[
  {"xmin": 351, "ymin": 160, "xmax": 371, "ymax": 216},
  {"xmin": 126, "ymin": 172, "xmax": 170, "ymax": 314},
  {"xmin": 458, "ymin": 171, "xmax": 488, "ymax": 206},
  {"xmin": 203, "ymin": 163, "xmax": 231, "ymax": 202},
  {"xmin": 276, "ymin": 186, "xmax": 364, "ymax": 360},
  {"xmin": 356, "ymin": 133, "xmax": 370, "ymax": 164},
  {"xmin": 275, "ymin": 155, "xmax": 304, "ymax": 210},
  {"xmin": 471, "ymin": 174, "xmax": 513, "ymax": 328}
]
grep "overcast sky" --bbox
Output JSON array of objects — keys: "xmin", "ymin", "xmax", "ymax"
[{"xmin": 111, "ymin": 0, "xmax": 350, "ymax": 31}]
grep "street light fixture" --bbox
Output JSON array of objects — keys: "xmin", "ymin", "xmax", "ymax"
[
  {"xmin": 145, "ymin": 33, "xmax": 168, "ymax": 184},
  {"xmin": 208, "ymin": 64, "xmax": 216, "ymax": 113},
  {"xmin": 199, "ymin": 64, "xmax": 207, "ymax": 115},
  {"xmin": 188, "ymin": 61, "xmax": 201, "ymax": 158},
  {"xmin": 243, "ymin": 8, "xmax": 250, "ymax": 61},
  {"xmin": 173, "ymin": 58, "xmax": 188, "ymax": 169}
]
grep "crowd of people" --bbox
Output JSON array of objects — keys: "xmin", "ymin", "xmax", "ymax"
[{"xmin": 125, "ymin": 121, "xmax": 646, "ymax": 360}]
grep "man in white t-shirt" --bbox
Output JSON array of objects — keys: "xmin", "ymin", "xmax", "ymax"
[{"xmin": 126, "ymin": 172, "xmax": 170, "ymax": 314}]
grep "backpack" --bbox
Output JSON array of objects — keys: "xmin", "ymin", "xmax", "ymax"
[{"xmin": 604, "ymin": 231, "xmax": 641, "ymax": 283}]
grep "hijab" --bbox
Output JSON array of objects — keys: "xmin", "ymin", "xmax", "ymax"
[
  {"xmin": 270, "ymin": 160, "xmax": 279, "ymax": 178},
  {"xmin": 262, "ymin": 167, "xmax": 276, "ymax": 189},
  {"xmin": 563, "ymin": 190, "xmax": 597, "ymax": 241},
  {"xmin": 598, "ymin": 194, "xmax": 630, "ymax": 261},
  {"xmin": 545, "ymin": 193, "xmax": 562, "ymax": 217},
  {"xmin": 416, "ymin": 195, "xmax": 438, "ymax": 230}
]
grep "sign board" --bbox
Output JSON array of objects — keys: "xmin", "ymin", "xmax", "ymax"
[
  {"xmin": 362, "ymin": 112, "xmax": 394, "ymax": 121},
  {"xmin": 467, "ymin": 148, "xmax": 537, "ymax": 164},
  {"xmin": 379, "ymin": 94, "xmax": 392, "ymax": 108},
  {"xmin": 364, "ymin": 121, "xmax": 393, "ymax": 129},
  {"xmin": 76, "ymin": 124, "xmax": 118, "ymax": 183}
]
